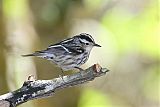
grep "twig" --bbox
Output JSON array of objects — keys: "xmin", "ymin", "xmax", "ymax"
[{"xmin": 0, "ymin": 64, "xmax": 109, "ymax": 107}]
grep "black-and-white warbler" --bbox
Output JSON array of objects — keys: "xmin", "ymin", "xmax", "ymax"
[{"xmin": 22, "ymin": 33, "xmax": 101, "ymax": 71}]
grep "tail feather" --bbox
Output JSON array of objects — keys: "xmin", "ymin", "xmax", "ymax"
[
  {"xmin": 22, "ymin": 51, "xmax": 45, "ymax": 57},
  {"xmin": 22, "ymin": 54, "xmax": 36, "ymax": 57}
]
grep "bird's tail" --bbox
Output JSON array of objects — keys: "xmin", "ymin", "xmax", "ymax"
[
  {"xmin": 22, "ymin": 54, "xmax": 35, "ymax": 57},
  {"xmin": 22, "ymin": 51, "xmax": 45, "ymax": 57}
]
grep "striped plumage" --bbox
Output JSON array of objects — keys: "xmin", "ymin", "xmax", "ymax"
[{"xmin": 22, "ymin": 33, "xmax": 101, "ymax": 71}]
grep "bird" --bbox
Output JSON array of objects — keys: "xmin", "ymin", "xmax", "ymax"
[{"xmin": 22, "ymin": 33, "xmax": 101, "ymax": 71}]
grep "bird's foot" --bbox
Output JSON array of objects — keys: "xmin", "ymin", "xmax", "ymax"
[
  {"xmin": 59, "ymin": 75, "xmax": 66, "ymax": 83},
  {"xmin": 74, "ymin": 67, "xmax": 84, "ymax": 78},
  {"xmin": 75, "ymin": 67, "xmax": 84, "ymax": 71}
]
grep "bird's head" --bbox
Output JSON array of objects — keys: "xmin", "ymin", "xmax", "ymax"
[{"xmin": 75, "ymin": 33, "xmax": 101, "ymax": 51}]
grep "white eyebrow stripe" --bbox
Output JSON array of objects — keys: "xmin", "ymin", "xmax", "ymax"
[
  {"xmin": 80, "ymin": 38, "xmax": 89, "ymax": 43},
  {"xmin": 49, "ymin": 45, "xmax": 72, "ymax": 53}
]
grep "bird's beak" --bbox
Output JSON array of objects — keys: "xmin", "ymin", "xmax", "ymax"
[{"xmin": 94, "ymin": 43, "xmax": 101, "ymax": 47}]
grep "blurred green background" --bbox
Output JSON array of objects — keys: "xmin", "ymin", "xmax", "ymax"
[{"xmin": 0, "ymin": 0, "xmax": 159, "ymax": 107}]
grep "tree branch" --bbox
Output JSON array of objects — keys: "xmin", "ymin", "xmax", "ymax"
[{"xmin": 0, "ymin": 64, "xmax": 109, "ymax": 107}]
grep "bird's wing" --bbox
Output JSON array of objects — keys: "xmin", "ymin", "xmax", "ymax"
[
  {"xmin": 47, "ymin": 37, "xmax": 84, "ymax": 55},
  {"xmin": 62, "ymin": 45, "xmax": 84, "ymax": 55},
  {"xmin": 48, "ymin": 37, "xmax": 74, "ymax": 48},
  {"xmin": 48, "ymin": 44, "xmax": 84, "ymax": 55},
  {"xmin": 46, "ymin": 44, "xmax": 72, "ymax": 55}
]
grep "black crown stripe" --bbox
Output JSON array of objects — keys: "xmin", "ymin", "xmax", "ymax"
[{"xmin": 79, "ymin": 33, "xmax": 94, "ymax": 43}]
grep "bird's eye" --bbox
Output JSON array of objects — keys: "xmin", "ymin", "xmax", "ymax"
[{"xmin": 85, "ymin": 43, "xmax": 89, "ymax": 45}]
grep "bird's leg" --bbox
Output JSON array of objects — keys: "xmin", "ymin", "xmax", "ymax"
[{"xmin": 59, "ymin": 69, "xmax": 65, "ymax": 83}]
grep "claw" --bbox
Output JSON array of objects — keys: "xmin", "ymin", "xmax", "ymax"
[{"xmin": 75, "ymin": 67, "xmax": 84, "ymax": 71}]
